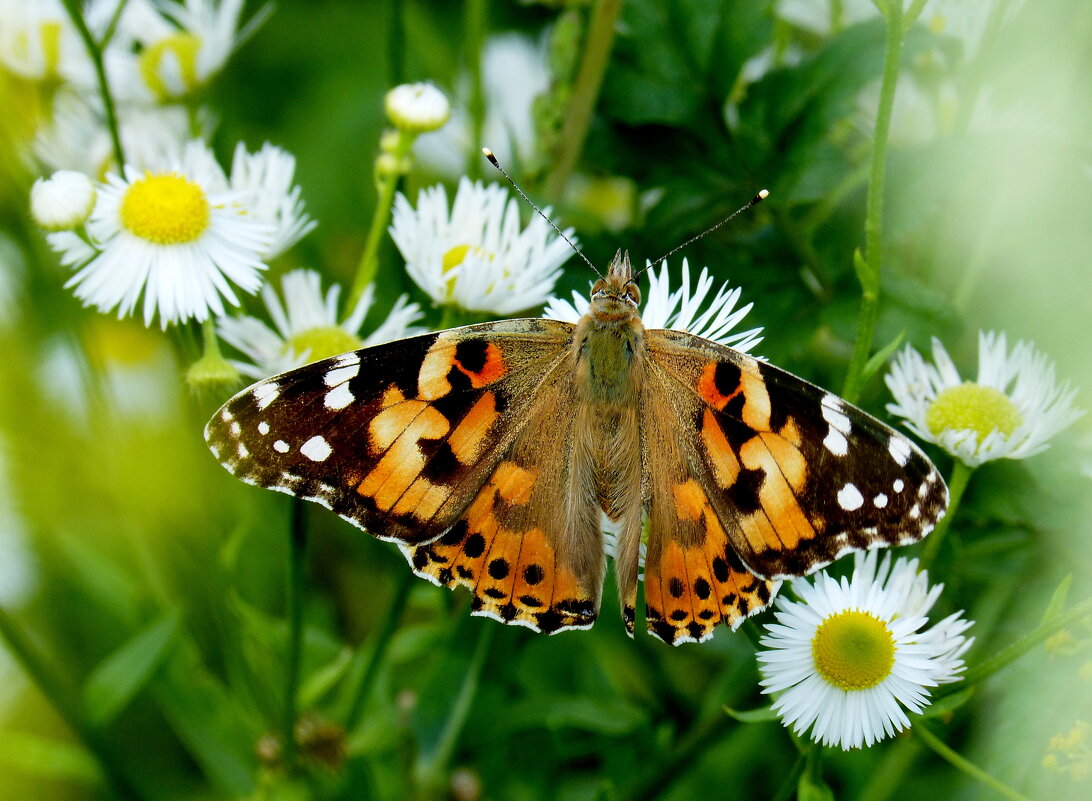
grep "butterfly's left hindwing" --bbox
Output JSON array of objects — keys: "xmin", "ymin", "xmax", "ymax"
[{"xmin": 205, "ymin": 319, "xmax": 574, "ymax": 546}]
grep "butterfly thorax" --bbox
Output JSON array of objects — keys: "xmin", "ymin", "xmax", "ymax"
[{"xmin": 574, "ymin": 249, "xmax": 645, "ymax": 407}]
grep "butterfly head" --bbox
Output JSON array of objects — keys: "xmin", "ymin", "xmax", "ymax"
[{"xmin": 590, "ymin": 250, "xmax": 641, "ymax": 318}]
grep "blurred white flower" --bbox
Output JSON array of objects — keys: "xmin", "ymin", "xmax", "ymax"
[
  {"xmin": 545, "ymin": 259, "xmax": 764, "ymax": 353},
  {"xmin": 0, "ymin": 437, "xmax": 36, "ymax": 608},
  {"xmin": 229, "ymin": 142, "xmax": 316, "ymax": 259},
  {"xmin": 0, "ymin": 0, "xmax": 84, "ymax": 81},
  {"xmin": 415, "ymin": 34, "xmax": 550, "ymax": 176},
  {"xmin": 758, "ymin": 550, "xmax": 973, "ymax": 750},
  {"xmin": 775, "ymin": 0, "xmax": 877, "ymax": 37},
  {"xmin": 217, "ymin": 269, "xmax": 424, "ymax": 379},
  {"xmin": 390, "ymin": 177, "xmax": 574, "ymax": 315},
  {"xmin": 886, "ymin": 331, "xmax": 1083, "ymax": 467}
]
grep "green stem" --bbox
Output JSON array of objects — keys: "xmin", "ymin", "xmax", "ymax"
[
  {"xmin": 414, "ymin": 623, "xmax": 495, "ymax": 796},
  {"xmin": 282, "ymin": 499, "xmax": 308, "ymax": 773},
  {"xmin": 914, "ymin": 722, "xmax": 1030, "ymax": 801},
  {"xmin": 921, "ymin": 460, "xmax": 974, "ymax": 569},
  {"xmin": 841, "ymin": 0, "xmax": 903, "ymax": 403},
  {"xmin": 464, "ymin": 0, "xmax": 487, "ymax": 180},
  {"xmin": 348, "ymin": 132, "xmax": 414, "ymax": 311},
  {"xmin": 343, "ymin": 571, "xmax": 414, "ymax": 733},
  {"xmin": 939, "ymin": 594, "xmax": 1092, "ymax": 695},
  {"xmin": 200, "ymin": 316, "xmax": 222, "ymax": 359},
  {"xmin": 770, "ymin": 752, "xmax": 807, "ymax": 801},
  {"xmin": 542, "ymin": 0, "xmax": 624, "ymax": 203},
  {"xmin": 60, "ymin": 0, "xmax": 125, "ymax": 169},
  {"xmin": 0, "ymin": 608, "xmax": 144, "ymax": 801}
]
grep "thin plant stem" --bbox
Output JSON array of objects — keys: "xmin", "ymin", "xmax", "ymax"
[
  {"xmin": 841, "ymin": 0, "xmax": 904, "ymax": 403},
  {"xmin": 914, "ymin": 722, "xmax": 1030, "ymax": 801},
  {"xmin": 464, "ymin": 0, "xmax": 487, "ymax": 180},
  {"xmin": 770, "ymin": 751, "xmax": 807, "ymax": 801},
  {"xmin": 348, "ymin": 132, "xmax": 414, "ymax": 311},
  {"xmin": 542, "ymin": 0, "xmax": 624, "ymax": 203},
  {"xmin": 938, "ymin": 594, "xmax": 1092, "ymax": 695},
  {"xmin": 282, "ymin": 498, "xmax": 308, "ymax": 772},
  {"xmin": 414, "ymin": 622, "xmax": 495, "ymax": 796},
  {"xmin": 921, "ymin": 460, "xmax": 974, "ymax": 569},
  {"xmin": 60, "ymin": 0, "xmax": 126, "ymax": 169},
  {"xmin": 0, "ymin": 608, "xmax": 144, "ymax": 801},
  {"xmin": 343, "ymin": 570, "xmax": 414, "ymax": 733}
]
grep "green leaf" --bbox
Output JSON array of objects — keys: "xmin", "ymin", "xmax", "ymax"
[
  {"xmin": 1041, "ymin": 574, "xmax": 1073, "ymax": 623},
  {"xmin": 82, "ymin": 610, "xmax": 181, "ymax": 727},
  {"xmin": 853, "ymin": 247, "xmax": 878, "ymax": 293},
  {"xmin": 724, "ymin": 704, "xmax": 779, "ymax": 723},
  {"xmin": 0, "ymin": 730, "xmax": 102, "ymax": 784},
  {"xmin": 861, "ymin": 329, "xmax": 906, "ymax": 384},
  {"xmin": 798, "ymin": 771, "xmax": 836, "ymax": 801}
]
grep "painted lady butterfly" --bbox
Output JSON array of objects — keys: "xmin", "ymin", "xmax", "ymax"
[{"xmin": 205, "ymin": 251, "xmax": 946, "ymax": 645}]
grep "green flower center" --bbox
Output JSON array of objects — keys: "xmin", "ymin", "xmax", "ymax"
[
  {"xmin": 119, "ymin": 173, "xmax": 210, "ymax": 244},
  {"xmin": 139, "ymin": 33, "xmax": 202, "ymax": 99},
  {"xmin": 925, "ymin": 383, "xmax": 1022, "ymax": 440},
  {"xmin": 811, "ymin": 610, "xmax": 896, "ymax": 691},
  {"xmin": 286, "ymin": 326, "xmax": 362, "ymax": 364}
]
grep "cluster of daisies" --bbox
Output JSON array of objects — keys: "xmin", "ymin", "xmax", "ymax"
[{"xmin": 19, "ymin": 2, "xmax": 1085, "ymax": 756}]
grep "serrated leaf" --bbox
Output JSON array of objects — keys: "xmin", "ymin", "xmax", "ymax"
[
  {"xmin": 1041, "ymin": 574, "xmax": 1073, "ymax": 623},
  {"xmin": 724, "ymin": 704, "xmax": 779, "ymax": 723},
  {"xmin": 0, "ymin": 730, "xmax": 102, "ymax": 784},
  {"xmin": 82, "ymin": 610, "xmax": 181, "ymax": 726},
  {"xmin": 861, "ymin": 330, "xmax": 906, "ymax": 383}
]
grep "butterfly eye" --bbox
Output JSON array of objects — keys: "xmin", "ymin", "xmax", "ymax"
[
  {"xmin": 591, "ymin": 279, "xmax": 607, "ymax": 295},
  {"xmin": 625, "ymin": 283, "xmax": 641, "ymax": 304}
]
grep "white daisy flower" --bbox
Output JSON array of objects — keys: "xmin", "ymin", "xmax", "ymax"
[
  {"xmin": 390, "ymin": 177, "xmax": 574, "ymax": 315},
  {"xmin": 0, "ymin": 0, "xmax": 84, "ymax": 81},
  {"xmin": 544, "ymin": 258, "xmax": 764, "ymax": 353},
  {"xmin": 885, "ymin": 331, "xmax": 1083, "ymax": 467},
  {"xmin": 48, "ymin": 140, "xmax": 276, "ymax": 329},
  {"xmin": 229, "ymin": 142, "xmax": 316, "ymax": 259},
  {"xmin": 758, "ymin": 550, "xmax": 973, "ymax": 750},
  {"xmin": 217, "ymin": 269, "xmax": 425, "ymax": 379},
  {"xmin": 130, "ymin": 0, "xmax": 256, "ymax": 100}
]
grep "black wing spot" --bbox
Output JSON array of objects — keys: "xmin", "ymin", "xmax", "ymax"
[
  {"xmin": 693, "ymin": 577, "xmax": 711, "ymax": 600},
  {"xmin": 712, "ymin": 557, "xmax": 729, "ymax": 583},
  {"xmin": 440, "ymin": 520, "xmax": 469, "ymax": 546},
  {"xmin": 714, "ymin": 361, "xmax": 742, "ymax": 398},
  {"xmin": 464, "ymin": 533, "xmax": 486, "ymax": 558},
  {"xmin": 669, "ymin": 609, "xmax": 688, "ymax": 621},
  {"xmin": 728, "ymin": 468, "xmax": 765, "ymax": 515},
  {"xmin": 488, "ymin": 558, "xmax": 510, "ymax": 580},
  {"xmin": 454, "ymin": 339, "xmax": 490, "ymax": 374},
  {"xmin": 668, "ymin": 577, "xmax": 685, "ymax": 598},
  {"xmin": 523, "ymin": 564, "xmax": 544, "ymax": 585}
]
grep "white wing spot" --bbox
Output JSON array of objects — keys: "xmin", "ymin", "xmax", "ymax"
[
  {"xmin": 325, "ymin": 383, "xmax": 355, "ymax": 411},
  {"xmin": 889, "ymin": 436, "xmax": 912, "ymax": 466},
  {"xmin": 300, "ymin": 435, "xmax": 333, "ymax": 462},
  {"xmin": 237, "ymin": 442, "xmax": 249, "ymax": 459},
  {"xmin": 274, "ymin": 440, "xmax": 290, "ymax": 453},
  {"xmin": 324, "ymin": 364, "xmax": 359, "ymax": 387},
  {"xmin": 230, "ymin": 421, "xmax": 241, "ymax": 436},
  {"xmin": 893, "ymin": 479, "xmax": 905, "ymax": 493},
  {"xmin": 909, "ymin": 504, "xmax": 921, "ymax": 519},
  {"xmin": 837, "ymin": 483, "xmax": 864, "ymax": 511},
  {"xmin": 221, "ymin": 409, "xmax": 233, "ymax": 422},
  {"xmin": 253, "ymin": 381, "xmax": 280, "ymax": 410},
  {"xmin": 332, "ymin": 352, "xmax": 360, "ymax": 368},
  {"xmin": 821, "ymin": 394, "xmax": 852, "ymax": 434},
  {"xmin": 258, "ymin": 421, "xmax": 270, "ymax": 436},
  {"xmin": 823, "ymin": 429, "xmax": 848, "ymax": 456},
  {"xmin": 874, "ymin": 493, "xmax": 888, "ymax": 508}
]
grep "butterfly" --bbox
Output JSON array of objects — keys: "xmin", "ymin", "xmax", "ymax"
[{"xmin": 205, "ymin": 251, "xmax": 947, "ymax": 645}]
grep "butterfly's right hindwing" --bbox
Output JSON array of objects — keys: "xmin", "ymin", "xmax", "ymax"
[{"xmin": 204, "ymin": 319, "xmax": 574, "ymax": 546}]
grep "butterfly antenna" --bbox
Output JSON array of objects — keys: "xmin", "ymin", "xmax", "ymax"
[
  {"xmin": 482, "ymin": 147, "xmax": 603, "ymax": 280},
  {"xmin": 635, "ymin": 189, "xmax": 769, "ymax": 281}
]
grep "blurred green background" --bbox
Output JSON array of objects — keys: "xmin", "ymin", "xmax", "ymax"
[{"xmin": 1, "ymin": 1, "xmax": 1091, "ymax": 799}]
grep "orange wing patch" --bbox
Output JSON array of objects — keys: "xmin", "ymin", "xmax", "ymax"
[
  {"xmin": 405, "ymin": 459, "xmax": 599, "ymax": 634},
  {"xmin": 645, "ymin": 476, "xmax": 778, "ymax": 644}
]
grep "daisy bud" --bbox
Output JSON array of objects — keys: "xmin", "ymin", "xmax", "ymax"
[
  {"xmin": 30, "ymin": 170, "xmax": 96, "ymax": 231},
  {"xmin": 385, "ymin": 82, "xmax": 450, "ymax": 133},
  {"xmin": 185, "ymin": 350, "xmax": 241, "ymax": 392},
  {"xmin": 375, "ymin": 151, "xmax": 411, "ymax": 178}
]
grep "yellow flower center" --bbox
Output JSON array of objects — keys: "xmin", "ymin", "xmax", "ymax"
[
  {"xmin": 119, "ymin": 173, "xmax": 211, "ymax": 245},
  {"xmin": 286, "ymin": 326, "xmax": 362, "ymax": 364},
  {"xmin": 441, "ymin": 244, "xmax": 498, "ymax": 300},
  {"xmin": 925, "ymin": 383, "xmax": 1023, "ymax": 441},
  {"xmin": 811, "ymin": 610, "xmax": 896, "ymax": 691},
  {"xmin": 139, "ymin": 33, "xmax": 202, "ymax": 99}
]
